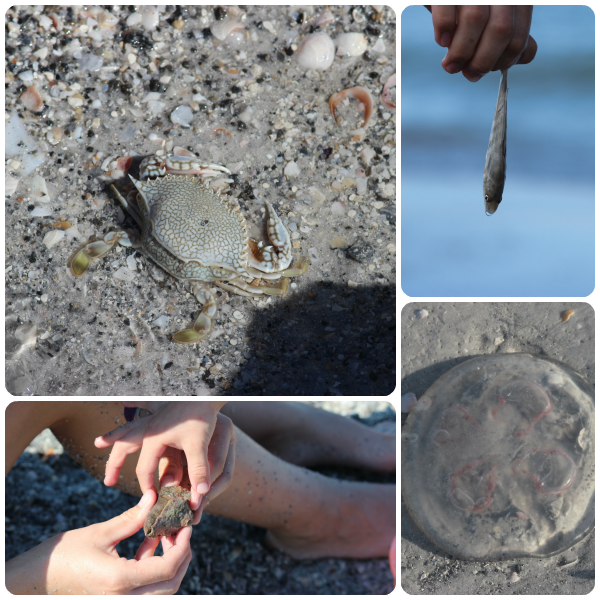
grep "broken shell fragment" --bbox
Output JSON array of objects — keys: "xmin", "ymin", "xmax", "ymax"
[
  {"xmin": 20, "ymin": 85, "xmax": 44, "ymax": 112},
  {"xmin": 381, "ymin": 73, "xmax": 396, "ymax": 112},
  {"xmin": 329, "ymin": 86, "xmax": 374, "ymax": 128},
  {"xmin": 144, "ymin": 486, "xmax": 193, "ymax": 538},
  {"xmin": 210, "ymin": 18, "xmax": 245, "ymax": 42}
]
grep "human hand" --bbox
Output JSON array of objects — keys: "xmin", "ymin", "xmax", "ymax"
[
  {"xmin": 95, "ymin": 401, "xmax": 233, "ymax": 514},
  {"xmin": 426, "ymin": 6, "xmax": 538, "ymax": 81},
  {"xmin": 5, "ymin": 489, "xmax": 192, "ymax": 594}
]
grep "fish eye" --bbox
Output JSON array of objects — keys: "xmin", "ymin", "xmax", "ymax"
[{"xmin": 484, "ymin": 195, "xmax": 488, "ymax": 201}]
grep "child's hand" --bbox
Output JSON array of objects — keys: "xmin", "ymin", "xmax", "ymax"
[{"xmin": 95, "ymin": 402, "xmax": 234, "ymax": 513}]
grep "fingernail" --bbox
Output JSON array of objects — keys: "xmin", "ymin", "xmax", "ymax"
[
  {"xmin": 93, "ymin": 436, "xmax": 102, "ymax": 445},
  {"xmin": 464, "ymin": 69, "xmax": 482, "ymax": 82},
  {"xmin": 138, "ymin": 489, "xmax": 153, "ymax": 508},
  {"xmin": 444, "ymin": 62, "xmax": 462, "ymax": 74},
  {"xmin": 440, "ymin": 32, "xmax": 451, "ymax": 48},
  {"xmin": 196, "ymin": 482, "xmax": 210, "ymax": 494},
  {"xmin": 161, "ymin": 475, "xmax": 177, "ymax": 487}
]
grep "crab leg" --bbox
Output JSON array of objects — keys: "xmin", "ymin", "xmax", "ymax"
[
  {"xmin": 215, "ymin": 277, "xmax": 290, "ymax": 296},
  {"xmin": 69, "ymin": 231, "xmax": 140, "ymax": 277},
  {"xmin": 172, "ymin": 285, "xmax": 218, "ymax": 344},
  {"xmin": 139, "ymin": 156, "xmax": 232, "ymax": 179}
]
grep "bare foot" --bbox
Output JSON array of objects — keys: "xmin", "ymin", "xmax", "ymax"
[
  {"xmin": 258, "ymin": 408, "xmax": 396, "ymax": 473},
  {"xmin": 264, "ymin": 477, "xmax": 396, "ymax": 560}
]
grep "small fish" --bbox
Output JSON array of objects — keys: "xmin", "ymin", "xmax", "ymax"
[{"xmin": 483, "ymin": 69, "xmax": 508, "ymax": 215}]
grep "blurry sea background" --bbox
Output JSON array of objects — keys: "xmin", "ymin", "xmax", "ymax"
[{"xmin": 401, "ymin": 5, "xmax": 594, "ymax": 296}]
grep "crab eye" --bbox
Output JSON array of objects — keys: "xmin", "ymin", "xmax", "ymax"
[{"xmin": 484, "ymin": 195, "xmax": 489, "ymax": 201}]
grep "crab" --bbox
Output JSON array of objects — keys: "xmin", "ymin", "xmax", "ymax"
[{"xmin": 69, "ymin": 151, "xmax": 309, "ymax": 343}]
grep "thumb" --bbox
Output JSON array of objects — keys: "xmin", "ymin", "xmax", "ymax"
[{"xmin": 96, "ymin": 488, "xmax": 156, "ymax": 546}]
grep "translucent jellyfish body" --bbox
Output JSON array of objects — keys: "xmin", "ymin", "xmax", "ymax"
[{"xmin": 401, "ymin": 354, "xmax": 594, "ymax": 560}]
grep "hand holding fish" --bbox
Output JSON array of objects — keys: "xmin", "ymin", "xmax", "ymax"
[{"xmin": 426, "ymin": 6, "xmax": 537, "ymax": 81}]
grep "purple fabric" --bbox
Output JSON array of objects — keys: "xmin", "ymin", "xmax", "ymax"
[{"xmin": 124, "ymin": 407, "xmax": 137, "ymax": 422}]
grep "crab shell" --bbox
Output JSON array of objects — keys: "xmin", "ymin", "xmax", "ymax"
[{"xmin": 131, "ymin": 173, "xmax": 252, "ymax": 281}]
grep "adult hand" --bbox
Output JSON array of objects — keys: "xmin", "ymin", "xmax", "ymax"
[
  {"xmin": 426, "ymin": 6, "xmax": 538, "ymax": 81},
  {"xmin": 95, "ymin": 402, "xmax": 233, "ymax": 514},
  {"xmin": 5, "ymin": 489, "xmax": 192, "ymax": 594}
]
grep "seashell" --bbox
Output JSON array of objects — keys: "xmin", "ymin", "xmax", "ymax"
[
  {"xmin": 30, "ymin": 206, "xmax": 53, "ymax": 217},
  {"xmin": 20, "ymin": 85, "xmax": 44, "ymax": 112},
  {"xmin": 329, "ymin": 86, "xmax": 374, "ymax": 128},
  {"xmin": 401, "ymin": 392, "xmax": 418, "ymax": 413},
  {"xmin": 556, "ymin": 558, "xmax": 579, "ymax": 570},
  {"xmin": 510, "ymin": 572, "xmax": 520, "ymax": 583},
  {"xmin": 415, "ymin": 308, "xmax": 428, "ymax": 319},
  {"xmin": 295, "ymin": 32, "xmax": 335, "ymax": 71},
  {"xmin": 6, "ymin": 176, "xmax": 19, "ymax": 196},
  {"xmin": 381, "ymin": 73, "xmax": 396, "ymax": 112},
  {"xmin": 116, "ymin": 156, "xmax": 132, "ymax": 172},
  {"xmin": 30, "ymin": 175, "xmax": 51, "ymax": 202},
  {"xmin": 314, "ymin": 8, "xmax": 334, "ymax": 28},
  {"xmin": 352, "ymin": 8, "xmax": 366, "ymax": 23},
  {"xmin": 43, "ymin": 229, "xmax": 64, "ymax": 248},
  {"xmin": 335, "ymin": 32, "xmax": 368, "ymax": 57},
  {"xmin": 144, "ymin": 486, "xmax": 193, "ymax": 538},
  {"xmin": 561, "ymin": 309, "xmax": 574, "ymax": 322},
  {"xmin": 210, "ymin": 17, "xmax": 245, "ymax": 42}
]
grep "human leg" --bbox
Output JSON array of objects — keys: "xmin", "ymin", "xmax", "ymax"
[
  {"xmin": 9, "ymin": 401, "xmax": 394, "ymax": 559},
  {"xmin": 221, "ymin": 401, "xmax": 396, "ymax": 472},
  {"xmin": 207, "ymin": 426, "xmax": 396, "ymax": 559}
]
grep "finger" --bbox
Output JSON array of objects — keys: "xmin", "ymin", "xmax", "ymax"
[
  {"xmin": 158, "ymin": 518, "xmax": 194, "ymax": 553},
  {"xmin": 94, "ymin": 488, "xmax": 157, "ymax": 548},
  {"xmin": 103, "ymin": 429, "xmax": 147, "ymax": 487},
  {"xmin": 129, "ymin": 526, "xmax": 193, "ymax": 592},
  {"xmin": 517, "ymin": 35, "xmax": 537, "ymax": 65},
  {"xmin": 504, "ymin": 6, "xmax": 535, "ymax": 67},
  {"xmin": 158, "ymin": 447, "xmax": 184, "ymax": 488},
  {"xmin": 194, "ymin": 428, "xmax": 236, "ymax": 524},
  {"xmin": 131, "ymin": 550, "xmax": 192, "ymax": 595},
  {"xmin": 94, "ymin": 418, "xmax": 142, "ymax": 449},
  {"xmin": 135, "ymin": 535, "xmax": 161, "ymax": 560},
  {"xmin": 136, "ymin": 441, "xmax": 169, "ymax": 494},
  {"xmin": 442, "ymin": 5, "xmax": 489, "ymax": 74},
  {"xmin": 463, "ymin": 5, "xmax": 514, "ymax": 80},
  {"xmin": 185, "ymin": 423, "xmax": 215, "ymax": 496},
  {"xmin": 430, "ymin": 5, "xmax": 458, "ymax": 48}
]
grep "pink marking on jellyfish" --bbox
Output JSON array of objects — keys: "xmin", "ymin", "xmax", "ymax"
[
  {"xmin": 449, "ymin": 459, "xmax": 498, "ymax": 511},
  {"xmin": 432, "ymin": 406, "xmax": 480, "ymax": 445},
  {"xmin": 491, "ymin": 395, "xmax": 506, "ymax": 419},
  {"xmin": 511, "ymin": 449, "xmax": 577, "ymax": 494},
  {"xmin": 513, "ymin": 382, "xmax": 552, "ymax": 437},
  {"xmin": 493, "ymin": 381, "xmax": 552, "ymax": 437}
]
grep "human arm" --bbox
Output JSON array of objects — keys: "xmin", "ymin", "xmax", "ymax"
[
  {"xmin": 5, "ymin": 401, "xmax": 195, "ymax": 594},
  {"xmin": 5, "ymin": 489, "xmax": 192, "ymax": 595},
  {"xmin": 426, "ymin": 5, "xmax": 538, "ymax": 81}
]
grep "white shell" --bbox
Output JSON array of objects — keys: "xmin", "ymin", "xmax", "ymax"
[
  {"xmin": 314, "ymin": 9, "xmax": 334, "ymax": 28},
  {"xmin": 30, "ymin": 206, "xmax": 53, "ymax": 217},
  {"xmin": 295, "ymin": 32, "xmax": 335, "ymax": 70},
  {"xmin": 43, "ymin": 229, "xmax": 64, "ymax": 248},
  {"xmin": 30, "ymin": 174, "xmax": 51, "ymax": 202},
  {"xmin": 335, "ymin": 32, "xmax": 368, "ymax": 57},
  {"xmin": 5, "ymin": 175, "xmax": 19, "ymax": 196},
  {"xmin": 210, "ymin": 18, "xmax": 244, "ymax": 42}
]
